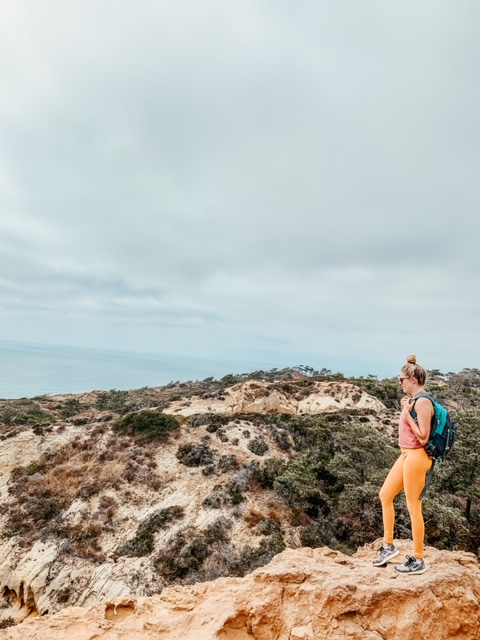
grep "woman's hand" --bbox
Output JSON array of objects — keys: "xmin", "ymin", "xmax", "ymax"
[{"xmin": 401, "ymin": 396, "xmax": 413, "ymax": 413}]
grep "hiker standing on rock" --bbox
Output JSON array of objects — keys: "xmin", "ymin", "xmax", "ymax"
[{"xmin": 372, "ymin": 354, "xmax": 433, "ymax": 574}]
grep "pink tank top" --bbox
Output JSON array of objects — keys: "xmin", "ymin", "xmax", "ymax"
[{"xmin": 398, "ymin": 411, "xmax": 422, "ymax": 449}]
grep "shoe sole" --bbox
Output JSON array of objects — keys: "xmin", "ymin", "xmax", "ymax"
[
  {"xmin": 394, "ymin": 566, "xmax": 427, "ymax": 575},
  {"xmin": 372, "ymin": 549, "xmax": 399, "ymax": 567}
]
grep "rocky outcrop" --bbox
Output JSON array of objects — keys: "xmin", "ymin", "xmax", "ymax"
[
  {"xmin": 0, "ymin": 379, "xmax": 413, "ymax": 633},
  {"xmin": 0, "ymin": 407, "xmax": 302, "ymax": 626},
  {"xmin": 1, "ymin": 542, "xmax": 478, "ymax": 640},
  {"xmin": 164, "ymin": 380, "xmax": 386, "ymax": 416}
]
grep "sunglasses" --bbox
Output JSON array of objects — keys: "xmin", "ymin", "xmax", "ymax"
[{"xmin": 399, "ymin": 377, "xmax": 411, "ymax": 383}]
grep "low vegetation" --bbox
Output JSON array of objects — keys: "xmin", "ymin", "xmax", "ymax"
[
  {"xmin": 116, "ymin": 506, "xmax": 185, "ymax": 557},
  {"xmin": 3, "ymin": 428, "xmax": 162, "ymax": 560},
  {"xmin": 0, "ymin": 365, "xmax": 479, "ymax": 600},
  {"xmin": 113, "ymin": 410, "xmax": 179, "ymax": 443},
  {"xmin": 1, "ymin": 399, "xmax": 54, "ymax": 428}
]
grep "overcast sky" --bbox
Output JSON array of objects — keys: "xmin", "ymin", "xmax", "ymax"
[{"xmin": 0, "ymin": 1, "xmax": 479, "ymax": 378}]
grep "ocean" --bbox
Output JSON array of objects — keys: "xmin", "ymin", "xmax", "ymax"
[{"xmin": 0, "ymin": 340, "xmax": 275, "ymax": 400}]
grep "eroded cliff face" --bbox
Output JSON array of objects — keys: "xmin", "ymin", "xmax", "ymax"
[
  {"xmin": 0, "ymin": 379, "xmax": 395, "ymax": 628},
  {"xmin": 1, "ymin": 543, "xmax": 479, "ymax": 640},
  {"xmin": 163, "ymin": 380, "xmax": 386, "ymax": 416}
]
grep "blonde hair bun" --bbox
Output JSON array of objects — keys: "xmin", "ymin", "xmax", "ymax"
[{"xmin": 406, "ymin": 354, "xmax": 417, "ymax": 364}]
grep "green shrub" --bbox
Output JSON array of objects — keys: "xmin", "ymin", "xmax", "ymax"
[
  {"xmin": 272, "ymin": 428, "xmax": 291, "ymax": 451},
  {"xmin": 189, "ymin": 414, "xmax": 230, "ymax": 429},
  {"xmin": 60, "ymin": 398, "xmax": 83, "ymax": 418},
  {"xmin": 247, "ymin": 436, "xmax": 269, "ymax": 456},
  {"xmin": 202, "ymin": 517, "xmax": 232, "ymax": 544},
  {"xmin": 113, "ymin": 411, "xmax": 179, "ymax": 443},
  {"xmin": 202, "ymin": 488, "xmax": 224, "ymax": 509},
  {"xmin": 350, "ymin": 377, "xmax": 402, "ymax": 409},
  {"xmin": 201, "ymin": 465, "xmax": 216, "ymax": 476},
  {"xmin": 273, "ymin": 451, "xmax": 333, "ymax": 517},
  {"xmin": 24, "ymin": 410, "xmax": 54, "ymax": 426},
  {"xmin": 217, "ymin": 455, "xmax": 240, "ymax": 473},
  {"xmin": 96, "ymin": 389, "xmax": 129, "ymax": 412},
  {"xmin": 216, "ymin": 428, "xmax": 229, "ymax": 442},
  {"xmin": 226, "ymin": 480, "xmax": 244, "ymax": 504},
  {"xmin": 153, "ymin": 529, "xmax": 208, "ymax": 580},
  {"xmin": 280, "ymin": 415, "xmax": 332, "ymax": 451},
  {"xmin": 236, "ymin": 533, "xmax": 286, "ymax": 575},
  {"xmin": 153, "ymin": 518, "xmax": 233, "ymax": 582},
  {"xmin": 176, "ymin": 441, "xmax": 214, "ymax": 467},
  {"xmin": 1, "ymin": 406, "xmax": 15, "ymax": 426},
  {"xmin": 257, "ymin": 517, "xmax": 282, "ymax": 536},
  {"xmin": 2, "ymin": 400, "xmax": 53, "ymax": 426},
  {"xmin": 299, "ymin": 519, "xmax": 339, "ymax": 549},
  {"xmin": 117, "ymin": 506, "xmax": 185, "ymax": 557},
  {"xmin": 251, "ymin": 458, "xmax": 287, "ymax": 489}
]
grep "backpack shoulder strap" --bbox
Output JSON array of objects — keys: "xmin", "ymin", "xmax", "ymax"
[
  {"xmin": 412, "ymin": 392, "xmax": 436, "ymax": 404},
  {"xmin": 410, "ymin": 393, "xmax": 436, "ymax": 422}
]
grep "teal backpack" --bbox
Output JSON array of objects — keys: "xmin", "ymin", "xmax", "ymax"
[
  {"xmin": 411, "ymin": 392, "xmax": 458, "ymax": 461},
  {"xmin": 411, "ymin": 392, "xmax": 459, "ymax": 498}
]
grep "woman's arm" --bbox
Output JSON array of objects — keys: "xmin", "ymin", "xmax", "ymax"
[{"xmin": 403, "ymin": 397, "xmax": 433, "ymax": 445}]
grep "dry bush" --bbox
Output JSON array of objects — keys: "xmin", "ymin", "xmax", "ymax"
[
  {"xmin": 245, "ymin": 508, "xmax": 265, "ymax": 528},
  {"xmin": 3, "ymin": 427, "xmax": 162, "ymax": 554},
  {"xmin": 43, "ymin": 457, "xmax": 126, "ymax": 499},
  {"xmin": 267, "ymin": 508, "xmax": 283, "ymax": 524},
  {"xmin": 152, "ymin": 518, "xmax": 233, "ymax": 583}
]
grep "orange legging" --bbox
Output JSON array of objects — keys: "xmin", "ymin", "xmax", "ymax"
[{"xmin": 379, "ymin": 447, "xmax": 432, "ymax": 559}]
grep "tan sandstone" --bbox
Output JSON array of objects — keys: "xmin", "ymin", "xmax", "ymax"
[
  {"xmin": 0, "ymin": 380, "xmax": 393, "ymax": 627},
  {"xmin": 1, "ymin": 542, "xmax": 479, "ymax": 640},
  {"xmin": 164, "ymin": 380, "xmax": 385, "ymax": 417}
]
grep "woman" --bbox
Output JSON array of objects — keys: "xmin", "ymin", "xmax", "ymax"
[{"xmin": 372, "ymin": 354, "xmax": 433, "ymax": 574}]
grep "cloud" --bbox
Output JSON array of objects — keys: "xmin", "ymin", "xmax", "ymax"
[{"xmin": 0, "ymin": 0, "xmax": 479, "ymax": 376}]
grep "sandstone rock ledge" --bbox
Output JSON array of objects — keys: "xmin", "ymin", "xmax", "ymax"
[{"xmin": 1, "ymin": 542, "xmax": 479, "ymax": 640}]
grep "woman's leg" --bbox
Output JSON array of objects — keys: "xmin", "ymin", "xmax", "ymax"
[
  {"xmin": 403, "ymin": 448, "xmax": 433, "ymax": 558},
  {"xmin": 379, "ymin": 453, "xmax": 406, "ymax": 545}
]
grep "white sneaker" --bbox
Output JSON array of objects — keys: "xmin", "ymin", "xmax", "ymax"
[
  {"xmin": 394, "ymin": 555, "xmax": 427, "ymax": 575},
  {"xmin": 372, "ymin": 544, "xmax": 399, "ymax": 567}
]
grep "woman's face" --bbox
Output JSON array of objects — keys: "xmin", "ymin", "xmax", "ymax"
[{"xmin": 399, "ymin": 373, "xmax": 416, "ymax": 395}]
